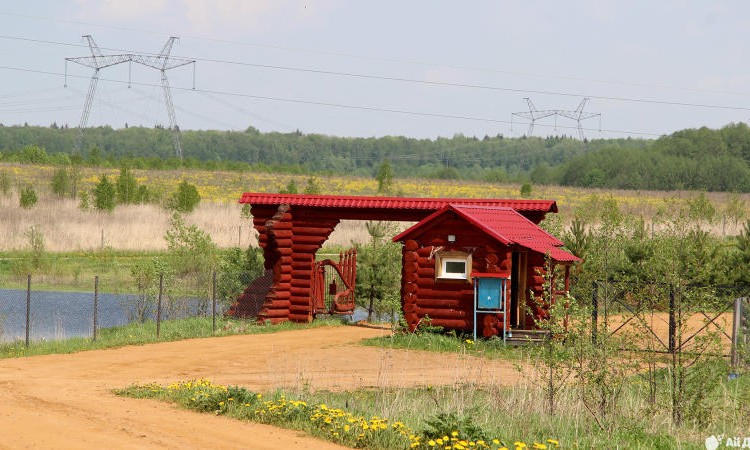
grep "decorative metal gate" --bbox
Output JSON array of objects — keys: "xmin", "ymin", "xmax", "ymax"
[{"xmin": 311, "ymin": 249, "xmax": 357, "ymax": 316}]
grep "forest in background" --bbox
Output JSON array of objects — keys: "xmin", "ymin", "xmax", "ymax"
[{"xmin": 1, "ymin": 121, "xmax": 750, "ymax": 192}]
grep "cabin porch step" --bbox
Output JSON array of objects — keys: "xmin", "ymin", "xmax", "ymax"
[{"xmin": 504, "ymin": 329, "xmax": 550, "ymax": 345}]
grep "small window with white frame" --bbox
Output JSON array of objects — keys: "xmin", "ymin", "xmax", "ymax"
[{"xmin": 435, "ymin": 251, "xmax": 471, "ymax": 280}]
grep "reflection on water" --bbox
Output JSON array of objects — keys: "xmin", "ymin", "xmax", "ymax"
[{"xmin": 0, "ymin": 289, "xmax": 212, "ymax": 343}]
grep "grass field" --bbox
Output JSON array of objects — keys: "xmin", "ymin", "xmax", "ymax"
[{"xmin": 1, "ymin": 162, "xmax": 747, "ymax": 253}]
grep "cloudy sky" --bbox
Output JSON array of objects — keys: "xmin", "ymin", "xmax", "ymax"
[{"xmin": 0, "ymin": 1, "xmax": 748, "ymax": 139}]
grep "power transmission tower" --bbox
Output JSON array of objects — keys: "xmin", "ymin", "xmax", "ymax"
[
  {"xmin": 65, "ymin": 36, "xmax": 195, "ymax": 158},
  {"xmin": 130, "ymin": 37, "xmax": 194, "ymax": 159},
  {"xmin": 65, "ymin": 35, "xmax": 131, "ymax": 152},
  {"xmin": 557, "ymin": 98, "xmax": 601, "ymax": 140},
  {"xmin": 511, "ymin": 97, "xmax": 601, "ymax": 140},
  {"xmin": 511, "ymin": 98, "xmax": 556, "ymax": 137}
]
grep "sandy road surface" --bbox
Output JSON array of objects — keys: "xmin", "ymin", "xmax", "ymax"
[{"xmin": 0, "ymin": 326, "xmax": 522, "ymax": 449}]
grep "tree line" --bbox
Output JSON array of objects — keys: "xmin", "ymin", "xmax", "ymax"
[{"xmin": 1, "ymin": 122, "xmax": 749, "ymax": 191}]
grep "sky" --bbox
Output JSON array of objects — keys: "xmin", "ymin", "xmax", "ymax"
[{"xmin": 0, "ymin": 1, "xmax": 749, "ymax": 140}]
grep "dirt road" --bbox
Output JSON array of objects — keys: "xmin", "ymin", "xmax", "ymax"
[{"xmin": 0, "ymin": 326, "xmax": 522, "ymax": 449}]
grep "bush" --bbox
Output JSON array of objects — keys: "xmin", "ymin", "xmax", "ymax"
[
  {"xmin": 168, "ymin": 180, "xmax": 201, "ymax": 213},
  {"xmin": 51, "ymin": 167, "xmax": 71, "ymax": 197},
  {"xmin": 0, "ymin": 170, "xmax": 12, "ymax": 196},
  {"xmin": 19, "ymin": 185, "xmax": 37, "ymax": 209},
  {"xmin": 93, "ymin": 174, "xmax": 116, "ymax": 212}
]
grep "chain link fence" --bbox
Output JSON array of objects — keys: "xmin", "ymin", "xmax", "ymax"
[{"xmin": 0, "ymin": 270, "xmax": 229, "ymax": 345}]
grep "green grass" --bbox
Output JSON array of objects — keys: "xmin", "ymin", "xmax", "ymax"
[
  {"xmin": 119, "ymin": 374, "xmax": 743, "ymax": 449},
  {"xmin": 0, "ymin": 248, "xmax": 169, "ymax": 292},
  {"xmin": 361, "ymin": 330, "xmax": 527, "ymax": 361},
  {"xmin": 0, "ymin": 316, "xmax": 345, "ymax": 359},
  {"xmin": 119, "ymin": 373, "xmax": 750, "ymax": 449}
]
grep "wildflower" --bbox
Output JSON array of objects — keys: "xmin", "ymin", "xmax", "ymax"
[
  {"xmin": 546, "ymin": 439, "xmax": 559, "ymax": 447},
  {"xmin": 532, "ymin": 443, "xmax": 547, "ymax": 450},
  {"xmin": 429, "ymin": 440, "xmax": 437, "ymax": 447},
  {"xmin": 452, "ymin": 431, "xmax": 460, "ymax": 437},
  {"xmin": 465, "ymin": 339, "xmax": 474, "ymax": 345}
]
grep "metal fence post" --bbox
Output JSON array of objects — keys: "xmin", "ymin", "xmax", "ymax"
[
  {"xmin": 668, "ymin": 286, "xmax": 676, "ymax": 354},
  {"xmin": 212, "ymin": 271, "xmax": 217, "ymax": 334},
  {"xmin": 156, "ymin": 274, "xmax": 163, "ymax": 339},
  {"xmin": 592, "ymin": 281, "xmax": 598, "ymax": 344},
  {"xmin": 25, "ymin": 274, "xmax": 31, "ymax": 348},
  {"xmin": 731, "ymin": 297, "xmax": 743, "ymax": 370},
  {"xmin": 93, "ymin": 276, "xmax": 99, "ymax": 341}
]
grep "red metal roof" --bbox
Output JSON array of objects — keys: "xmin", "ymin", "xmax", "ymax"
[
  {"xmin": 239, "ymin": 192, "xmax": 558, "ymax": 213},
  {"xmin": 394, "ymin": 204, "xmax": 581, "ymax": 263}
]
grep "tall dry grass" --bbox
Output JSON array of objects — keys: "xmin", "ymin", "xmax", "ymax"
[
  {"xmin": 2, "ymin": 160, "xmax": 748, "ymax": 251},
  {"xmin": 0, "ymin": 194, "xmax": 380, "ymax": 252}
]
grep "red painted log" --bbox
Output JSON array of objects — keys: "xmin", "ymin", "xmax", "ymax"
[
  {"xmin": 403, "ymin": 293, "xmax": 418, "ymax": 304},
  {"xmin": 292, "ymin": 234, "xmax": 330, "ymax": 245},
  {"xmin": 404, "ymin": 240, "xmax": 419, "ymax": 251},
  {"xmin": 417, "ymin": 267, "xmax": 436, "ymax": 277},
  {"xmin": 404, "ymin": 251, "xmax": 418, "ymax": 263},
  {"xmin": 288, "ymin": 314, "xmax": 312, "ymax": 323},
  {"xmin": 428, "ymin": 318, "xmax": 470, "ymax": 329},
  {"xmin": 261, "ymin": 308, "xmax": 291, "ymax": 318},
  {"xmin": 403, "ymin": 303, "xmax": 417, "ymax": 314},
  {"xmin": 290, "ymin": 287, "xmax": 311, "ymax": 296},
  {"xmin": 416, "ymin": 308, "xmax": 470, "ymax": 319},
  {"xmin": 272, "ymin": 274, "xmax": 292, "ymax": 284},
  {"xmin": 404, "ymin": 283, "xmax": 418, "ymax": 294},
  {"xmin": 291, "ymin": 226, "xmax": 334, "ymax": 235},
  {"xmin": 268, "ymin": 288, "xmax": 291, "ymax": 299},
  {"xmin": 264, "ymin": 299, "xmax": 291, "ymax": 309},
  {"xmin": 415, "ymin": 299, "xmax": 464, "ymax": 309},
  {"xmin": 272, "ymin": 238, "xmax": 293, "ymax": 247},
  {"xmin": 271, "ymin": 230, "xmax": 293, "ymax": 239},
  {"xmin": 417, "ymin": 247, "xmax": 434, "ymax": 257},
  {"xmin": 292, "ymin": 261, "xmax": 314, "ymax": 270},
  {"xmin": 291, "ymin": 244, "xmax": 325, "ymax": 253},
  {"xmin": 403, "ymin": 272, "xmax": 418, "ymax": 283},
  {"xmin": 415, "ymin": 288, "xmax": 472, "ymax": 300}
]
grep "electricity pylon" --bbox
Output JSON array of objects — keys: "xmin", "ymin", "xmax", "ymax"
[
  {"xmin": 557, "ymin": 98, "xmax": 601, "ymax": 140},
  {"xmin": 511, "ymin": 98, "xmax": 557, "ymax": 137},
  {"xmin": 511, "ymin": 97, "xmax": 601, "ymax": 140},
  {"xmin": 131, "ymin": 37, "xmax": 194, "ymax": 159},
  {"xmin": 65, "ymin": 35, "xmax": 131, "ymax": 151},
  {"xmin": 65, "ymin": 36, "xmax": 195, "ymax": 158}
]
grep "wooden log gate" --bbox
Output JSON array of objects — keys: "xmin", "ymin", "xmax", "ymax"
[{"xmin": 311, "ymin": 249, "xmax": 357, "ymax": 315}]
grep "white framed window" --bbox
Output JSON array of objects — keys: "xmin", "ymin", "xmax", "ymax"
[{"xmin": 435, "ymin": 251, "xmax": 471, "ymax": 280}]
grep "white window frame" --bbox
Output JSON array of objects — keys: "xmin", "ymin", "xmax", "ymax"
[{"xmin": 435, "ymin": 251, "xmax": 471, "ymax": 280}]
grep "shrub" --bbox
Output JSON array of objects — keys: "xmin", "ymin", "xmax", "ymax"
[
  {"xmin": 50, "ymin": 167, "xmax": 71, "ymax": 197},
  {"xmin": 168, "ymin": 180, "xmax": 201, "ymax": 213},
  {"xmin": 93, "ymin": 174, "xmax": 116, "ymax": 212},
  {"xmin": 0, "ymin": 170, "xmax": 12, "ymax": 196},
  {"xmin": 115, "ymin": 167, "xmax": 139, "ymax": 204},
  {"xmin": 19, "ymin": 185, "xmax": 37, "ymax": 209}
]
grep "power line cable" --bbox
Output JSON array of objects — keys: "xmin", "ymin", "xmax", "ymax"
[
  {"xmin": 0, "ymin": 63, "xmax": 667, "ymax": 137},
  {"xmin": 0, "ymin": 13, "xmax": 747, "ymax": 98},
  {"xmin": 2, "ymin": 34, "xmax": 750, "ymax": 113}
]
